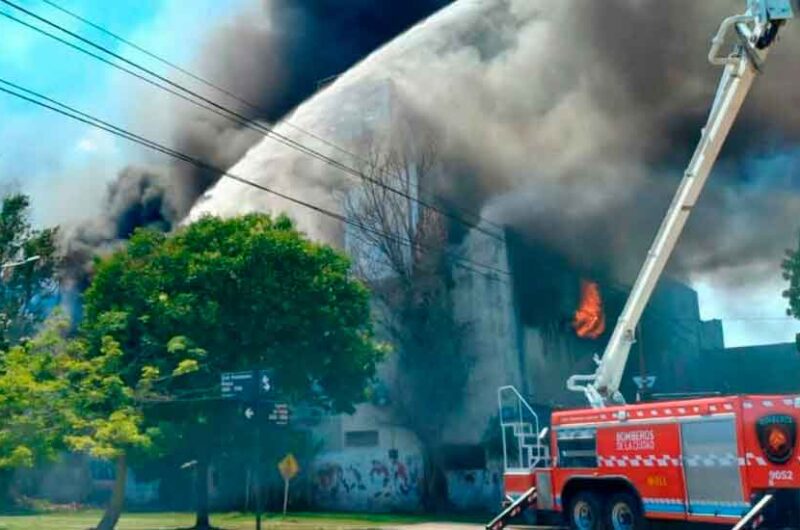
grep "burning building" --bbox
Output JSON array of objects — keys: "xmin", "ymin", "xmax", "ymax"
[
  {"xmin": 305, "ymin": 217, "xmax": 727, "ymax": 512},
  {"xmin": 19, "ymin": 0, "xmax": 800, "ymax": 515},
  {"xmin": 445, "ymin": 224, "xmax": 725, "ymax": 436},
  {"xmin": 180, "ymin": 0, "xmax": 800, "ymax": 513}
]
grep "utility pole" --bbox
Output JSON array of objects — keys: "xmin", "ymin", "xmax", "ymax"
[{"xmin": 254, "ymin": 398, "xmax": 263, "ymax": 530}]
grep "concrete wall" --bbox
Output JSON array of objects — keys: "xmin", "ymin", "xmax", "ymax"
[
  {"xmin": 15, "ymin": 456, "xmax": 159, "ymax": 507},
  {"xmin": 521, "ymin": 328, "xmax": 599, "ymax": 408},
  {"xmin": 702, "ymin": 342, "xmax": 800, "ymax": 394},
  {"xmin": 311, "ymin": 449, "xmax": 422, "ymax": 512},
  {"xmin": 314, "ymin": 403, "xmax": 420, "ymax": 454},
  {"xmin": 447, "ymin": 227, "xmax": 523, "ymax": 443},
  {"xmin": 445, "ymin": 464, "xmax": 504, "ymax": 513},
  {"xmin": 309, "ymin": 453, "xmax": 504, "ymax": 513},
  {"xmin": 310, "ymin": 402, "xmax": 423, "ymax": 511}
]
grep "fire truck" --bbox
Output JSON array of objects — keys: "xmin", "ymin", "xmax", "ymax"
[{"xmin": 488, "ymin": 2, "xmax": 800, "ymax": 529}]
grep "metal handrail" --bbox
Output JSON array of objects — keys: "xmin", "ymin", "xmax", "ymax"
[{"xmin": 498, "ymin": 385, "xmax": 548, "ymax": 470}]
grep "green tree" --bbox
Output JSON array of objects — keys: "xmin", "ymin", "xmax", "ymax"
[
  {"xmin": 0, "ymin": 316, "xmax": 152, "ymax": 526},
  {"xmin": 783, "ymin": 237, "xmax": 800, "ymax": 320},
  {"xmin": 0, "ymin": 318, "xmax": 67, "ymax": 506},
  {"xmin": 62, "ymin": 334, "xmax": 155, "ymax": 530},
  {"xmin": 0, "ymin": 194, "xmax": 60, "ymax": 350},
  {"xmin": 81, "ymin": 213, "xmax": 383, "ymax": 530}
]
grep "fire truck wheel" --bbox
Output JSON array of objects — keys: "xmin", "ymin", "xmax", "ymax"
[
  {"xmin": 568, "ymin": 491, "xmax": 605, "ymax": 530},
  {"xmin": 606, "ymin": 492, "xmax": 646, "ymax": 530}
]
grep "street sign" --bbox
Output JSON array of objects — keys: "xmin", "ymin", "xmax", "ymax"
[
  {"xmin": 267, "ymin": 403, "xmax": 290, "ymax": 425},
  {"xmin": 278, "ymin": 453, "xmax": 299, "ymax": 515},
  {"xmin": 260, "ymin": 372, "xmax": 272, "ymax": 393},
  {"xmin": 278, "ymin": 453, "xmax": 299, "ymax": 481},
  {"xmin": 221, "ymin": 370, "xmax": 275, "ymax": 400},
  {"xmin": 221, "ymin": 370, "xmax": 276, "ymax": 530},
  {"xmin": 633, "ymin": 375, "xmax": 657, "ymax": 390},
  {"xmin": 221, "ymin": 371, "xmax": 256, "ymax": 399}
]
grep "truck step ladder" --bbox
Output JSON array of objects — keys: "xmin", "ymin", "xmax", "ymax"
[
  {"xmin": 732, "ymin": 494, "xmax": 774, "ymax": 530},
  {"xmin": 485, "ymin": 487, "xmax": 537, "ymax": 530}
]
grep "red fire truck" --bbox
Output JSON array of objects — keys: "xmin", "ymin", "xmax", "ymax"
[
  {"xmin": 494, "ymin": 389, "xmax": 800, "ymax": 530},
  {"xmin": 489, "ymin": 2, "xmax": 800, "ymax": 529}
]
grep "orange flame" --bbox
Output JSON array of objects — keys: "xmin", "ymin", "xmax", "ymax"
[{"xmin": 573, "ymin": 280, "xmax": 606, "ymax": 339}]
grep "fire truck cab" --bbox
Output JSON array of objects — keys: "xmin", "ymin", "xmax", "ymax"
[{"xmin": 493, "ymin": 388, "xmax": 800, "ymax": 530}]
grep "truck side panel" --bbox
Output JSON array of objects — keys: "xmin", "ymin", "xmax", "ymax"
[
  {"xmin": 597, "ymin": 422, "xmax": 686, "ymax": 519},
  {"xmin": 680, "ymin": 415, "xmax": 749, "ymax": 519},
  {"xmin": 552, "ymin": 397, "xmax": 754, "ymax": 524},
  {"xmin": 740, "ymin": 396, "xmax": 800, "ymax": 492}
]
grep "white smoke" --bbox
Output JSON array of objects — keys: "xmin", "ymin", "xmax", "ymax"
[{"xmin": 190, "ymin": 0, "xmax": 800, "ymax": 288}]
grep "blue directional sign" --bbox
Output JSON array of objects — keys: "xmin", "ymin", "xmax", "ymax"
[
  {"xmin": 633, "ymin": 375, "xmax": 657, "ymax": 390},
  {"xmin": 221, "ymin": 370, "xmax": 275, "ymax": 400},
  {"xmin": 221, "ymin": 371, "xmax": 255, "ymax": 399},
  {"xmin": 267, "ymin": 403, "xmax": 290, "ymax": 426},
  {"xmin": 259, "ymin": 370, "xmax": 272, "ymax": 394}
]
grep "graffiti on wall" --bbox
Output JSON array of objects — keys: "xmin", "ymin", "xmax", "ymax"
[
  {"xmin": 446, "ymin": 468, "xmax": 503, "ymax": 512},
  {"xmin": 312, "ymin": 451, "xmax": 421, "ymax": 511}
]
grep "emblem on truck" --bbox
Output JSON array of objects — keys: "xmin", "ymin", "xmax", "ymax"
[{"xmin": 756, "ymin": 414, "xmax": 796, "ymax": 464}]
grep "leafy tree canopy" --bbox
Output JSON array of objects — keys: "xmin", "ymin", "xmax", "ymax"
[
  {"xmin": 82, "ymin": 213, "xmax": 383, "ymax": 413},
  {"xmin": 0, "ymin": 316, "xmax": 151, "ymax": 471},
  {"xmin": 0, "ymin": 193, "xmax": 60, "ymax": 349},
  {"xmin": 784, "ymin": 238, "xmax": 800, "ymax": 320}
]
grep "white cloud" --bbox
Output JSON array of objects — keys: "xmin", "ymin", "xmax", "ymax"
[
  {"xmin": 76, "ymin": 138, "xmax": 97, "ymax": 153},
  {"xmin": 691, "ymin": 269, "xmax": 800, "ymax": 348}
]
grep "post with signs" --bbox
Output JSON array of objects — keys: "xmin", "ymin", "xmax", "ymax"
[
  {"xmin": 254, "ymin": 398, "xmax": 262, "ymax": 530},
  {"xmin": 633, "ymin": 375, "xmax": 656, "ymax": 403},
  {"xmin": 221, "ymin": 370, "xmax": 276, "ymax": 530},
  {"xmin": 278, "ymin": 453, "xmax": 300, "ymax": 515}
]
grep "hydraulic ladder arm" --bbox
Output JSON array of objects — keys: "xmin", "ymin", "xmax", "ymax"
[{"xmin": 568, "ymin": 0, "xmax": 796, "ymax": 408}]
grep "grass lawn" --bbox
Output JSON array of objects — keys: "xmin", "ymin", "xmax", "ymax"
[{"xmin": 0, "ymin": 511, "xmax": 477, "ymax": 530}]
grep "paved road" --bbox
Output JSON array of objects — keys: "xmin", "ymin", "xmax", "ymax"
[
  {"xmin": 397, "ymin": 525, "xmax": 486, "ymax": 529},
  {"xmin": 387, "ymin": 523, "xmax": 540, "ymax": 530}
]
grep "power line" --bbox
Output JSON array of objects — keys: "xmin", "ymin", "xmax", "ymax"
[
  {"xmin": 1, "ymin": 0, "xmax": 506, "ymax": 244},
  {"xmin": 36, "ymin": 0, "xmax": 359, "ymax": 161},
  {"xmin": 37, "ymin": 0, "xmax": 507, "ymax": 236},
  {"xmin": 4, "ymin": 77, "xmax": 789, "ymax": 316},
  {"xmin": 0, "ymin": 10, "xmax": 240, "ymax": 134},
  {"xmin": 0, "ymin": 77, "xmax": 512, "ymax": 279}
]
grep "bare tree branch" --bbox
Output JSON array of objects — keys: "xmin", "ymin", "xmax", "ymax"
[{"xmin": 343, "ymin": 126, "xmax": 473, "ymax": 511}]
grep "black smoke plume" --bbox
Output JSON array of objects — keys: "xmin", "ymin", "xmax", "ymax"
[
  {"xmin": 63, "ymin": 0, "xmax": 453, "ymax": 283},
  {"xmin": 188, "ymin": 0, "xmax": 800, "ymax": 293}
]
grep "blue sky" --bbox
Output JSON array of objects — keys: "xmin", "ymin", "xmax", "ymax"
[{"xmin": 0, "ymin": 0, "xmax": 246, "ymax": 226}]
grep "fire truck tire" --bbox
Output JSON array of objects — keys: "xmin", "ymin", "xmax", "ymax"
[
  {"xmin": 605, "ymin": 492, "xmax": 646, "ymax": 530},
  {"xmin": 568, "ymin": 490, "xmax": 606, "ymax": 530}
]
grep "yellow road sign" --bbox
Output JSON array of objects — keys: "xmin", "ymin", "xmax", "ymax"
[{"xmin": 278, "ymin": 453, "xmax": 299, "ymax": 481}]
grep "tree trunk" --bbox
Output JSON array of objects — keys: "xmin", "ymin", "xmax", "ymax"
[
  {"xmin": 194, "ymin": 458, "xmax": 212, "ymax": 530},
  {"xmin": 95, "ymin": 454, "xmax": 127, "ymax": 530},
  {"xmin": 420, "ymin": 446, "xmax": 449, "ymax": 513},
  {"xmin": 0, "ymin": 469, "xmax": 14, "ymax": 509}
]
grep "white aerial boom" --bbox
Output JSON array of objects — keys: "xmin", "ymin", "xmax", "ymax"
[{"xmin": 568, "ymin": 0, "xmax": 797, "ymax": 408}]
